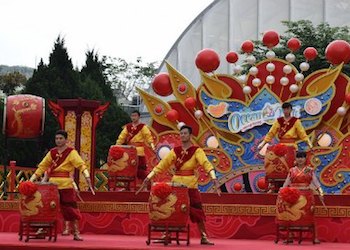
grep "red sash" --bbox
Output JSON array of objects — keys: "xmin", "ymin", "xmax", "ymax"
[
  {"xmin": 277, "ymin": 117, "xmax": 297, "ymax": 139},
  {"xmin": 174, "ymin": 146, "xmax": 199, "ymax": 171},
  {"xmin": 47, "ymin": 147, "xmax": 74, "ymax": 178},
  {"xmin": 126, "ymin": 123, "xmax": 145, "ymax": 143}
]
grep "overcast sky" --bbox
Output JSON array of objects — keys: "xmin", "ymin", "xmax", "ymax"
[{"xmin": 0, "ymin": 0, "xmax": 213, "ymax": 68}]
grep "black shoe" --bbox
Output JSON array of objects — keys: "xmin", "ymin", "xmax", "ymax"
[{"xmin": 201, "ymin": 237, "xmax": 214, "ymax": 245}]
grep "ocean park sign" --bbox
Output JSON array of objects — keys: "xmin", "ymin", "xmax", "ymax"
[{"xmin": 228, "ymin": 103, "xmax": 301, "ymax": 133}]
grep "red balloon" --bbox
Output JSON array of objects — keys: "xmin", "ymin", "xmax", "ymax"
[
  {"xmin": 241, "ymin": 40, "xmax": 254, "ymax": 53},
  {"xmin": 345, "ymin": 93, "xmax": 350, "ymax": 105},
  {"xmin": 195, "ymin": 48, "xmax": 220, "ymax": 73},
  {"xmin": 257, "ymin": 177, "xmax": 267, "ymax": 190},
  {"xmin": 226, "ymin": 51, "xmax": 239, "ymax": 63},
  {"xmin": 152, "ymin": 73, "xmax": 172, "ymax": 96},
  {"xmin": 325, "ymin": 40, "xmax": 350, "ymax": 65},
  {"xmin": 233, "ymin": 182, "xmax": 242, "ymax": 192},
  {"xmin": 303, "ymin": 47, "xmax": 318, "ymax": 61},
  {"xmin": 166, "ymin": 109, "xmax": 179, "ymax": 122},
  {"xmin": 262, "ymin": 30, "xmax": 280, "ymax": 48},
  {"xmin": 184, "ymin": 97, "xmax": 196, "ymax": 110},
  {"xmin": 287, "ymin": 38, "xmax": 301, "ymax": 52}
]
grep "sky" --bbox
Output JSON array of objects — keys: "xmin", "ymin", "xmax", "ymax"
[{"xmin": 0, "ymin": 0, "xmax": 213, "ymax": 68}]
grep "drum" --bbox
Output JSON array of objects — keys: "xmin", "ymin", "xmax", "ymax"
[
  {"xmin": 19, "ymin": 183, "xmax": 59, "ymax": 222},
  {"xmin": 107, "ymin": 145, "xmax": 138, "ymax": 178},
  {"xmin": 3, "ymin": 94, "xmax": 45, "ymax": 139},
  {"xmin": 264, "ymin": 144, "xmax": 296, "ymax": 180},
  {"xmin": 276, "ymin": 188, "xmax": 315, "ymax": 226},
  {"xmin": 149, "ymin": 182, "xmax": 189, "ymax": 227}
]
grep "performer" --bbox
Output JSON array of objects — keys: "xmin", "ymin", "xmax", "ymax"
[
  {"xmin": 30, "ymin": 130, "xmax": 94, "ymax": 241},
  {"xmin": 116, "ymin": 110, "xmax": 155, "ymax": 181},
  {"xmin": 258, "ymin": 102, "xmax": 312, "ymax": 149},
  {"xmin": 142, "ymin": 125, "xmax": 221, "ymax": 245},
  {"xmin": 282, "ymin": 151, "xmax": 323, "ymax": 244}
]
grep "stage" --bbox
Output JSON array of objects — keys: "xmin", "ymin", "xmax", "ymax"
[
  {"xmin": 1, "ymin": 192, "xmax": 350, "ymax": 244},
  {"xmin": 0, "ymin": 233, "xmax": 349, "ymax": 250}
]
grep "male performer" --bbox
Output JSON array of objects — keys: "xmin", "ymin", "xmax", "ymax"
[
  {"xmin": 142, "ymin": 125, "xmax": 221, "ymax": 245},
  {"xmin": 258, "ymin": 102, "xmax": 313, "ymax": 149},
  {"xmin": 30, "ymin": 130, "xmax": 94, "ymax": 241},
  {"xmin": 116, "ymin": 110, "xmax": 155, "ymax": 181}
]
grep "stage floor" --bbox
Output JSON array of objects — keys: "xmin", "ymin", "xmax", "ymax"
[{"xmin": 0, "ymin": 233, "xmax": 348, "ymax": 250}]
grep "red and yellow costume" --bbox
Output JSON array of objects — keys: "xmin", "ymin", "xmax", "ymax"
[
  {"xmin": 283, "ymin": 165, "xmax": 321, "ymax": 190},
  {"xmin": 147, "ymin": 146, "xmax": 216, "ymax": 222},
  {"xmin": 116, "ymin": 123, "xmax": 155, "ymax": 180},
  {"xmin": 264, "ymin": 117, "xmax": 312, "ymax": 147},
  {"xmin": 32, "ymin": 147, "xmax": 87, "ymax": 221}
]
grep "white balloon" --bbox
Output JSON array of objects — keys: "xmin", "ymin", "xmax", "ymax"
[
  {"xmin": 266, "ymin": 63, "xmax": 275, "ymax": 72},
  {"xmin": 286, "ymin": 53, "xmax": 296, "ymax": 63},
  {"xmin": 280, "ymin": 77, "xmax": 289, "ymax": 86},
  {"xmin": 243, "ymin": 86, "xmax": 252, "ymax": 94},
  {"xmin": 294, "ymin": 73, "xmax": 305, "ymax": 82},
  {"xmin": 233, "ymin": 65, "xmax": 243, "ymax": 74},
  {"xmin": 299, "ymin": 62, "xmax": 310, "ymax": 72},
  {"xmin": 266, "ymin": 50, "xmax": 276, "ymax": 59},
  {"xmin": 252, "ymin": 78, "xmax": 261, "ymax": 87},
  {"xmin": 337, "ymin": 106, "xmax": 347, "ymax": 116},
  {"xmin": 246, "ymin": 55, "xmax": 256, "ymax": 65},
  {"xmin": 283, "ymin": 65, "xmax": 293, "ymax": 74},
  {"xmin": 177, "ymin": 122, "xmax": 185, "ymax": 130},
  {"xmin": 249, "ymin": 66, "xmax": 258, "ymax": 76},
  {"xmin": 289, "ymin": 84, "xmax": 299, "ymax": 93},
  {"xmin": 266, "ymin": 75, "xmax": 275, "ymax": 84},
  {"xmin": 194, "ymin": 110, "xmax": 203, "ymax": 119}
]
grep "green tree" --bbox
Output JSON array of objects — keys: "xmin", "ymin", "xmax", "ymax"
[
  {"xmin": 0, "ymin": 71, "xmax": 27, "ymax": 95},
  {"xmin": 102, "ymin": 56, "xmax": 158, "ymax": 102},
  {"xmin": 250, "ymin": 20, "xmax": 350, "ymax": 76}
]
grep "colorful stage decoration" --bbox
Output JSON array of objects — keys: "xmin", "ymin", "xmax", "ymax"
[
  {"xmin": 2, "ymin": 95, "xmax": 45, "ymax": 139},
  {"xmin": 49, "ymin": 99, "xmax": 109, "ymax": 190},
  {"xmin": 139, "ymin": 31, "xmax": 350, "ymax": 194}
]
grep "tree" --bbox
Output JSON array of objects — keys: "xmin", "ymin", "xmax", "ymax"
[
  {"xmin": 102, "ymin": 56, "xmax": 158, "ymax": 102},
  {"xmin": 250, "ymin": 20, "xmax": 350, "ymax": 77},
  {"xmin": 0, "ymin": 71, "xmax": 27, "ymax": 95}
]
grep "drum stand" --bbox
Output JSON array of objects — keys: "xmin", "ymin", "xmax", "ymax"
[
  {"xmin": 146, "ymin": 224, "xmax": 190, "ymax": 246},
  {"xmin": 19, "ymin": 220, "xmax": 58, "ymax": 242},
  {"xmin": 275, "ymin": 224, "xmax": 316, "ymax": 244}
]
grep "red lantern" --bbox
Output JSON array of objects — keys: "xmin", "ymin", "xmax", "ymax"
[
  {"xmin": 166, "ymin": 109, "xmax": 179, "ymax": 122},
  {"xmin": 325, "ymin": 40, "xmax": 350, "ymax": 65},
  {"xmin": 262, "ymin": 30, "xmax": 280, "ymax": 48},
  {"xmin": 345, "ymin": 93, "xmax": 350, "ymax": 105},
  {"xmin": 195, "ymin": 48, "xmax": 220, "ymax": 73},
  {"xmin": 184, "ymin": 97, "xmax": 196, "ymax": 110},
  {"xmin": 226, "ymin": 51, "xmax": 239, "ymax": 63},
  {"xmin": 233, "ymin": 182, "xmax": 242, "ymax": 192},
  {"xmin": 152, "ymin": 73, "xmax": 173, "ymax": 96},
  {"xmin": 257, "ymin": 177, "xmax": 268, "ymax": 190},
  {"xmin": 241, "ymin": 40, "xmax": 254, "ymax": 53},
  {"xmin": 287, "ymin": 38, "xmax": 301, "ymax": 52},
  {"xmin": 303, "ymin": 47, "xmax": 318, "ymax": 61}
]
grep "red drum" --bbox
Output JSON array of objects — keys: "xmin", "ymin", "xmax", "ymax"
[
  {"xmin": 264, "ymin": 145, "xmax": 296, "ymax": 179},
  {"xmin": 107, "ymin": 145, "xmax": 138, "ymax": 178},
  {"xmin": 276, "ymin": 189, "xmax": 315, "ymax": 226},
  {"xmin": 19, "ymin": 183, "xmax": 59, "ymax": 222},
  {"xmin": 149, "ymin": 182, "xmax": 189, "ymax": 227},
  {"xmin": 3, "ymin": 95, "xmax": 45, "ymax": 139}
]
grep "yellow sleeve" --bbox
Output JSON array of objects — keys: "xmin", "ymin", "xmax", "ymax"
[
  {"xmin": 264, "ymin": 120, "xmax": 280, "ymax": 142},
  {"xmin": 116, "ymin": 126, "xmax": 128, "ymax": 145},
  {"xmin": 142, "ymin": 125, "xmax": 154, "ymax": 146},
  {"xmin": 35, "ymin": 151, "xmax": 52, "ymax": 177},
  {"xmin": 69, "ymin": 150, "xmax": 87, "ymax": 172},
  {"xmin": 295, "ymin": 119, "xmax": 310, "ymax": 143},
  {"xmin": 147, "ymin": 150, "xmax": 176, "ymax": 179},
  {"xmin": 195, "ymin": 148, "xmax": 216, "ymax": 179}
]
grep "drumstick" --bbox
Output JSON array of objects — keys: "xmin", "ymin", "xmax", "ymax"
[{"xmin": 135, "ymin": 183, "xmax": 146, "ymax": 195}]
